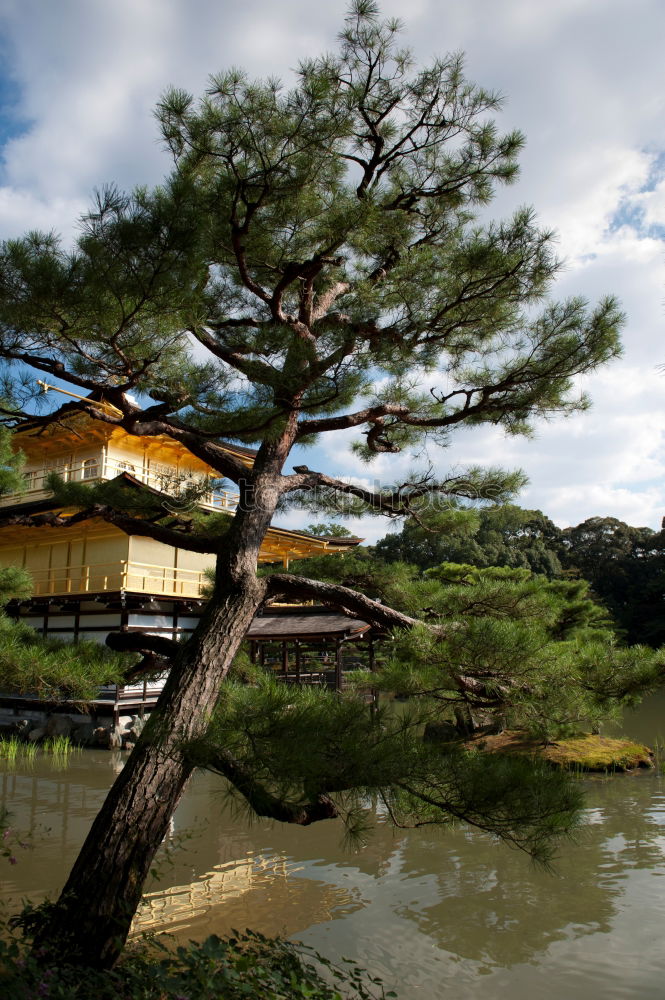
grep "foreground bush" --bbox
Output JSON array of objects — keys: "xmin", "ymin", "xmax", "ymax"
[{"xmin": 0, "ymin": 927, "xmax": 393, "ymax": 1000}]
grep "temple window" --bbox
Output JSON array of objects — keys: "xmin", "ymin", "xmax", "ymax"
[{"xmin": 82, "ymin": 458, "xmax": 99, "ymax": 480}]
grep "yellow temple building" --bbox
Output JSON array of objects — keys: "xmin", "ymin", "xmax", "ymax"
[
  {"xmin": 0, "ymin": 388, "xmax": 359, "ymax": 603},
  {"xmin": 0, "ymin": 389, "xmax": 372, "ymax": 728}
]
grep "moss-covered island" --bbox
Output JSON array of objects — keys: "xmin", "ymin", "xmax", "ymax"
[{"xmin": 467, "ymin": 730, "xmax": 654, "ymax": 772}]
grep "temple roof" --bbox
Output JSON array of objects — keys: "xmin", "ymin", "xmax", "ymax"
[
  {"xmin": 247, "ymin": 610, "xmax": 370, "ymax": 640},
  {"xmin": 13, "ymin": 387, "xmax": 259, "ymax": 467},
  {"xmin": 0, "ymin": 470, "xmax": 363, "ymax": 562}
]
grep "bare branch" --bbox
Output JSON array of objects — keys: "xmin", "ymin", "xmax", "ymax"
[
  {"xmin": 296, "ymin": 402, "xmax": 409, "ymax": 438},
  {"xmin": 121, "ymin": 654, "xmax": 173, "ymax": 684},
  {"xmin": 189, "ymin": 325, "xmax": 280, "ymax": 383},
  {"xmin": 280, "ymin": 465, "xmax": 450, "ymax": 515},
  {"xmin": 230, "ymin": 223, "xmax": 272, "ymax": 305},
  {"xmin": 312, "ymin": 280, "xmax": 351, "ymax": 321},
  {"xmin": 105, "ymin": 631, "xmax": 180, "ymax": 658},
  {"xmin": 105, "ymin": 631, "xmax": 179, "ymax": 684}
]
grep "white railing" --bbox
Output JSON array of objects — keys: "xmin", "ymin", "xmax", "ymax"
[
  {"xmin": 0, "ymin": 457, "xmax": 239, "ymax": 512},
  {"xmin": 23, "ymin": 559, "xmax": 211, "ymax": 598}
]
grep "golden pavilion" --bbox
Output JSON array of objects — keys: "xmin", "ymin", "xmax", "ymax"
[{"xmin": 0, "ymin": 388, "xmax": 372, "ymax": 723}]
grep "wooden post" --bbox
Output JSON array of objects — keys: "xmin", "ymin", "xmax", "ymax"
[
  {"xmin": 295, "ymin": 639, "xmax": 301, "ymax": 683},
  {"xmin": 368, "ymin": 634, "xmax": 378, "ymax": 713},
  {"xmin": 249, "ymin": 641, "xmax": 257, "ymax": 664},
  {"xmin": 259, "ymin": 643, "xmax": 265, "ymax": 667},
  {"xmin": 335, "ymin": 639, "xmax": 342, "ymax": 692},
  {"xmin": 281, "ymin": 640, "xmax": 288, "ymax": 678}
]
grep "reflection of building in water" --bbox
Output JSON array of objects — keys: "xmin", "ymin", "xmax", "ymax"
[
  {"xmin": 133, "ymin": 854, "xmax": 295, "ymax": 934},
  {"xmin": 0, "ymin": 759, "xmax": 363, "ymax": 941},
  {"xmin": 132, "ymin": 854, "xmax": 361, "ymax": 941}
]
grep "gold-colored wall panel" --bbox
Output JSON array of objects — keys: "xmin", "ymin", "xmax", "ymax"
[{"xmin": 0, "ymin": 525, "xmax": 130, "ymax": 596}]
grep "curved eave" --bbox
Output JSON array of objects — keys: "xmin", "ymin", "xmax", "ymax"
[
  {"xmin": 11, "ymin": 393, "xmax": 258, "ymax": 469},
  {"xmin": 0, "ymin": 475, "xmax": 365, "ymax": 560}
]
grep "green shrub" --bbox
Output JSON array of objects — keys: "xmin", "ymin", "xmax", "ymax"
[{"xmin": 0, "ymin": 927, "xmax": 394, "ymax": 1000}]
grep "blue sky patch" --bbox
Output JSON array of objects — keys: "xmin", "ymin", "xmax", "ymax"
[
  {"xmin": 0, "ymin": 62, "xmax": 29, "ymax": 181},
  {"xmin": 607, "ymin": 149, "xmax": 665, "ymax": 241}
]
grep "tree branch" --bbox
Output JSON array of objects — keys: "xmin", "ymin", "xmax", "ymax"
[
  {"xmin": 200, "ymin": 749, "xmax": 339, "ymax": 825},
  {"xmin": 231, "ymin": 222, "xmax": 272, "ymax": 306},
  {"xmin": 121, "ymin": 655, "xmax": 173, "ymax": 683},
  {"xmin": 105, "ymin": 632, "xmax": 177, "ymax": 685},
  {"xmin": 266, "ymin": 572, "xmax": 428, "ymax": 633},
  {"xmin": 280, "ymin": 465, "xmax": 482, "ymax": 516},
  {"xmin": 189, "ymin": 325, "xmax": 280, "ymax": 384},
  {"xmin": 105, "ymin": 631, "xmax": 180, "ymax": 658},
  {"xmin": 296, "ymin": 402, "xmax": 409, "ymax": 438},
  {"xmin": 312, "ymin": 280, "xmax": 351, "ymax": 321}
]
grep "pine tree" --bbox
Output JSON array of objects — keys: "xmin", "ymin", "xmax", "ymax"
[{"xmin": 0, "ymin": 2, "xmax": 646, "ymax": 969}]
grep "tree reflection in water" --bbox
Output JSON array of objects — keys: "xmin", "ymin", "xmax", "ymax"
[{"xmin": 2, "ymin": 702, "xmax": 665, "ymax": 999}]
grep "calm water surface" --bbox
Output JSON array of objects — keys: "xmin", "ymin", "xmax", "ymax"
[{"xmin": 2, "ymin": 696, "xmax": 665, "ymax": 999}]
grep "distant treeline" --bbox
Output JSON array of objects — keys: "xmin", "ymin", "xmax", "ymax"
[{"xmin": 370, "ymin": 507, "xmax": 665, "ymax": 648}]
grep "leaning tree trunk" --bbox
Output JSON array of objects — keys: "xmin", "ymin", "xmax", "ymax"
[
  {"xmin": 29, "ymin": 429, "xmax": 299, "ymax": 968},
  {"xmin": 30, "ymin": 443, "xmax": 291, "ymax": 968},
  {"xmin": 33, "ymin": 566, "xmax": 266, "ymax": 968}
]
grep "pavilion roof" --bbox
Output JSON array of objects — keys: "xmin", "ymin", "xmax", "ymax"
[
  {"xmin": 0, "ymin": 471, "xmax": 364, "ymax": 561},
  {"xmin": 247, "ymin": 610, "xmax": 370, "ymax": 640},
  {"xmin": 13, "ymin": 388, "xmax": 259, "ymax": 467}
]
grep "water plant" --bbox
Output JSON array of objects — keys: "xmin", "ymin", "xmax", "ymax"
[
  {"xmin": 42, "ymin": 735, "xmax": 74, "ymax": 756},
  {"xmin": 42, "ymin": 734, "xmax": 80, "ymax": 771},
  {"xmin": 0, "ymin": 737, "xmax": 37, "ymax": 765},
  {"xmin": 0, "ymin": 736, "xmax": 20, "ymax": 762}
]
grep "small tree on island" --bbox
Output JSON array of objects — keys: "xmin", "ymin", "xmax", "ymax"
[{"xmin": 0, "ymin": 1, "xmax": 661, "ymax": 970}]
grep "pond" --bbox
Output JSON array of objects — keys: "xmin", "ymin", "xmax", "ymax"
[{"xmin": 2, "ymin": 695, "xmax": 665, "ymax": 999}]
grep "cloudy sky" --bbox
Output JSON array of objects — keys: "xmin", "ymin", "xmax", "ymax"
[{"xmin": 0, "ymin": 0, "xmax": 663, "ymax": 541}]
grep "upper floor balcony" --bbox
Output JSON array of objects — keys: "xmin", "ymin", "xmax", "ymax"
[{"xmin": 0, "ymin": 455, "xmax": 240, "ymax": 513}]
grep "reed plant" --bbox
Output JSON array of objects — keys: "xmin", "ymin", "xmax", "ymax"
[
  {"xmin": 0, "ymin": 737, "xmax": 37, "ymax": 763},
  {"xmin": 42, "ymin": 734, "xmax": 72, "ymax": 755},
  {"xmin": 43, "ymin": 735, "xmax": 80, "ymax": 763},
  {"xmin": 0, "ymin": 737, "xmax": 37, "ymax": 773},
  {"xmin": 0, "ymin": 736, "xmax": 20, "ymax": 762}
]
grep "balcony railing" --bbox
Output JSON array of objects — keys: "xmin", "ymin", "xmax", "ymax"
[
  {"xmin": 0, "ymin": 457, "xmax": 239, "ymax": 513},
  {"xmin": 23, "ymin": 559, "xmax": 211, "ymax": 598}
]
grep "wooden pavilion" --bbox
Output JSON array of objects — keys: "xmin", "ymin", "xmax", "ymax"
[{"xmin": 247, "ymin": 605, "xmax": 374, "ymax": 690}]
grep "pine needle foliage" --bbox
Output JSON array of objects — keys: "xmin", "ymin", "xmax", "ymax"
[
  {"xmin": 281, "ymin": 555, "xmax": 665, "ymax": 742},
  {"xmin": 188, "ymin": 675, "xmax": 583, "ymax": 864},
  {"xmin": 0, "ymin": 617, "xmax": 129, "ymax": 702},
  {"xmin": 0, "ymin": 3, "xmax": 623, "ymax": 462}
]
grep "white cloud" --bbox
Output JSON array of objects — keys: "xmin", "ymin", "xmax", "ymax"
[
  {"xmin": 0, "ymin": 0, "xmax": 664, "ymax": 531},
  {"xmin": 0, "ymin": 187, "xmax": 85, "ymax": 240}
]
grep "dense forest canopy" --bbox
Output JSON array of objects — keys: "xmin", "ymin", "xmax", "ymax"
[{"xmin": 369, "ymin": 507, "xmax": 665, "ymax": 646}]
